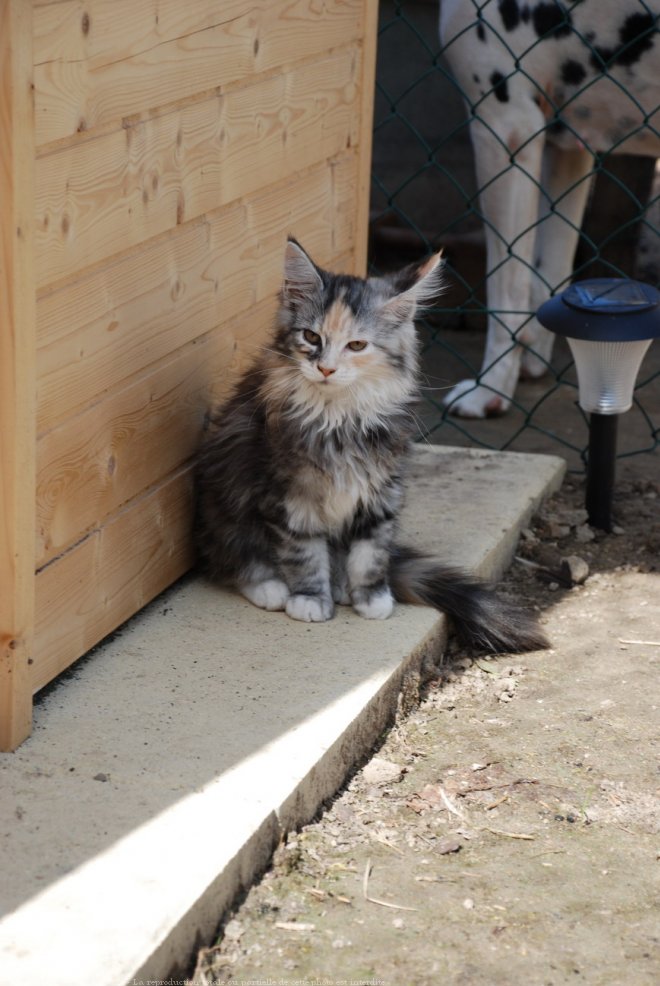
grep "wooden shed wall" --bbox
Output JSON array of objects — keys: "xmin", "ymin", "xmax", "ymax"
[{"xmin": 1, "ymin": 0, "xmax": 378, "ymax": 748}]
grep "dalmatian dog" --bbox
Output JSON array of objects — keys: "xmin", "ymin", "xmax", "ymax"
[{"xmin": 440, "ymin": 0, "xmax": 659, "ymax": 417}]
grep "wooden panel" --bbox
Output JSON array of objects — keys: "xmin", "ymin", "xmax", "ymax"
[
  {"xmin": 33, "ymin": 468, "xmax": 193, "ymax": 693},
  {"xmin": 35, "ymin": 300, "xmax": 266, "ymax": 566},
  {"xmin": 34, "ymin": 0, "xmax": 363, "ymax": 146},
  {"xmin": 0, "ymin": 0, "xmax": 36, "ymax": 750},
  {"xmin": 35, "ymin": 48, "xmax": 361, "ymax": 287},
  {"xmin": 37, "ymin": 152, "xmax": 359, "ymax": 431}
]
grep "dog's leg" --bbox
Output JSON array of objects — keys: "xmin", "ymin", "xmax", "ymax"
[
  {"xmin": 521, "ymin": 144, "xmax": 594, "ymax": 378},
  {"xmin": 445, "ymin": 103, "xmax": 546, "ymax": 417}
]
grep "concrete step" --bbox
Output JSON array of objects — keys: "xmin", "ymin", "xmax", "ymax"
[{"xmin": 0, "ymin": 446, "xmax": 564, "ymax": 986}]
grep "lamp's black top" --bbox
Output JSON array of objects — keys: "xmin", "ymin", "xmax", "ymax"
[{"xmin": 537, "ymin": 278, "xmax": 660, "ymax": 342}]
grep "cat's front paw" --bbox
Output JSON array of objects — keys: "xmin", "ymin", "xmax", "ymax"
[
  {"xmin": 352, "ymin": 587, "xmax": 394, "ymax": 620},
  {"xmin": 286, "ymin": 594, "xmax": 334, "ymax": 623}
]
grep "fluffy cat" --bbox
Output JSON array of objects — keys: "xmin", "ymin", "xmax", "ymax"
[{"xmin": 195, "ymin": 238, "xmax": 548, "ymax": 654}]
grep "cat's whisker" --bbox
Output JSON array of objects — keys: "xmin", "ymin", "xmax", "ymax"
[{"xmin": 259, "ymin": 345, "xmax": 299, "ymax": 364}]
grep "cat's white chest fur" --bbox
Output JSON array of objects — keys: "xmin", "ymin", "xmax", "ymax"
[{"xmin": 285, "ymin": 459, "xmax": 377, "ymax": 535}]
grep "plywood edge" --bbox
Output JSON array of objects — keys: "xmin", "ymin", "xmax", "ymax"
[
  {"xmin": 0, "ymin": 0, "xmax": 36, "ymax": 751},
  {"xmin": 353, "ymin": 0, "xmax": 379, "ymax": 276}
]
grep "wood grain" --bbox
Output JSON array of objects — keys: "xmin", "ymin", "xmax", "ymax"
[
  {"xmin": 0, "ymin": 0, "xmax": 36, "ymax": 750},
  {"xmin": 35, "ymin": 48, "xmax": 361, "ymax": 287},
  {"xmin": 36, "ymin": 300, "xmax": 269, "ymax": 566},
  {"xmin": 33, "ymin": 468, "xmax": 193, "ymax": 693},
  {"xmin": 34, "ymin": 0, "xmax": 363, "ymax": 146},
  {"xmin": 36, "ymin": 152, "xmax": 358, "ymax": 432}
]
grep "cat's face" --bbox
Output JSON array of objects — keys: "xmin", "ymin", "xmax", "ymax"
[
  {"xmin": 292, "ymin": 293, "xmax": 403, "ymax": 391},
  {"xmin": 276, "ymin": 240, "xmax": 443, "ymax": 395}
]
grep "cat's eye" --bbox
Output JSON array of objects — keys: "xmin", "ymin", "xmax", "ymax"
[
  {"xmin": 303, "ymin": 329, "xmax": 321, "ymax": 346},
  {"xmin": 346, "ymin": 340, "xmax": 368, "ymax": 352}
]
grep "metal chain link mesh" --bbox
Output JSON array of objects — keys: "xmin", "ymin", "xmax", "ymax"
[{"xmin": 369, "ymin": 0, "xmax": 659, "ymax": 470}]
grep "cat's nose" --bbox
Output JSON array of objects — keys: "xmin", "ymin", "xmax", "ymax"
[{"xmin": 318, "ymin": 365, "xmax": 336, "ymax": 377}]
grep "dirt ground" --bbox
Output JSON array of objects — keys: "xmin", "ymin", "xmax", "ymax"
[{"xmin": 191, "ymin": 444, "xmax": 659, "ymax": 986}]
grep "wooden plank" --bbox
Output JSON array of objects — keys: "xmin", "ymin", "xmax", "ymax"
[
  {"xmin": 35, "ymin": 47, "xmax": 361, "ymax": 287},
  {"xmin": 37, "ymin": 152, "xmax": 359, "ymax": 431},
  {"xmin": 35, "ymin": 301, "xmax": 264, "ymax": 566},
  {"xmin": 33, "ymin": 468, "xmax": 193, "ymax": 693},
  {"xmin": 353, "ymin": 0, "xmax": 379, "ymax": 276},
  {"xmin": 34, "ymin": 0, "xmax": 363, "ymax": 146},
  {"xmin": 0, "ymin": 0, "xmax": 36, "ymax": 750}
]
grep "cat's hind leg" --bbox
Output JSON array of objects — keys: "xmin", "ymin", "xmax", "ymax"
[
  {"xmin": 347, "ymin": 534, "xmax": 394, "ymax": 620},
  {"xmin": 238, "ymin": 563, "xmax": 290, "ymax": 611}
]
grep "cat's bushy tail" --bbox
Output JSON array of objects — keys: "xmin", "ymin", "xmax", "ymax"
[{"xmin": 389, "ymin": 546, "xmax": 548, "ymax": 654}]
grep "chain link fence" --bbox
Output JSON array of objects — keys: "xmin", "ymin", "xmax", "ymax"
[{"xmin": 369, "ymin": 0, "xmax": 659, "ymax": 470}]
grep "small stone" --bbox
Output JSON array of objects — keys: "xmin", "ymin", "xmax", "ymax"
[
  {"xmin": 93, "ymin": 773, "xmax": 109, "ymax": 783},
  {"xmin": 362, "ymin": 757, "xmax": 403, "ymax": 786},
  {"xmin": 611, "ymin": 525, "xmax": 625, "ymax": 535},
  {"xmin": 560, "ymin": 555, "xmax": 590, "ymax": 586},
  {"xmin": 436, "ymin": 838, "xmax": 462, "ymax": 855},
  {"xmin": 560, "ymin": 508, "xmax": 589, "ymax": 527},
  {"xmin": 463, "ymin": 897, "xmax": 475, "ymax": 910},
  {"xmin": 547, "ymin": 522, "xmax": 571, "ymax": 539},
  {"xmin": 224, "ymin": 919, "xmax": 244, "ymax": 942},
  {"xmin": 575, "ymin": 524, "xmax": 596, "ymax": 543}
]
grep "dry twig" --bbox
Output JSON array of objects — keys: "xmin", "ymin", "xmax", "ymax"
[{"xmin": 362, "ymin": 859, "xmax": 418, "ymax": 912}]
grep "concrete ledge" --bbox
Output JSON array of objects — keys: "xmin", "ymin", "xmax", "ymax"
[{"xmin": 0, "ymin": 447, "xmax": 565, "ymax": 986}]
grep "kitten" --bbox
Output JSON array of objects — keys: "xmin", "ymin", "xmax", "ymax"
[{"xmin": 195, "ymin": 238, "xmax": 548, "ymax": 653}]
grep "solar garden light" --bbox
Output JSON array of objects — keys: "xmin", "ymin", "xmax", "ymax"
[{"xmin": 537, "ymin": 278, "xmax": 660, "ymax": 533}]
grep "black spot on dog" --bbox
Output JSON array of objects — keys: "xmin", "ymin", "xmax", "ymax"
[
  {"xmin": 473, "ymin": 73, "xmax": 481, "ymax": 84},
  {"xmin": 589, "ymin": 44, "xmax": 613, "ymax": 70},
  {"xmin": 589, "ymin": 12, "xmax": 656, "ymax": 71},
  {"xmin": 532, "ymin": 2, "xmax": 573, "ymax": 40},
  {"xmin": 477, "ymin": 21, "xmax": 486, "ymax": 42},
  {"xmin": 499, "ymin": 0, "xmax": 520, "ymax": 31},
  {"xmin": 617, "ymin": 12, "xmax": 656, "ymax": 67},
  {"xmin": 547, "ymin": 117, "xmax": 567, "ymax": 136},
  {"xmin": 521, "ymin": 5, "xmax": 531, "ymax": 24},
  {"xmin": 490, "ymin": 70, "xmax": 510, "ymax": 103},
  {"xmin": 561, "ymin": 58, "xmax": 586, "ymax": 85}
]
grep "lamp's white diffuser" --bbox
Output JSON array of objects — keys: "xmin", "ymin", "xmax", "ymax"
[
  {"xmin": 537, "ymin": 278, "xmax": 660, "ymax": 531},
  {"xmin": 566, "ymin": 336, "xmax": 653, "ymax": 414}
]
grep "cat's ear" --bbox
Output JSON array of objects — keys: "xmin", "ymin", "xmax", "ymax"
[
  {"xmin": 379, "ymin": 250, "xmax": 444, "ymax": 324},
  {"xmin": 282, "ymin": 238, "xmax": 324, "ymax": 306}
]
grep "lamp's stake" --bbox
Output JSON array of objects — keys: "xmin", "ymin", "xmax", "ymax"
[{"xmin": 585, "ymin": 412, "xmax": 618, "ymax": 532}]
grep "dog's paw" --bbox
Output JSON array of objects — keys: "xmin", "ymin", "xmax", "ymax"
[
  {"xmin": 443, "ymin": 379, "xmax": 511, "ymax": 418},
  {"xmin": 520, "ymin": 340, "xmax": 554, "ymax": 379},
  {"xmin": 286, "ymin": 594, "xmax": 334, "ymax": 623},
  {"xmin": 240, "ymin": 579, "xmax": 290, "ymax": 611}
]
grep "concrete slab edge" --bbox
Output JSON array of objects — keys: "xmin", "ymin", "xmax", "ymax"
[{"xmin": 141, "ymin": 620, "xmax": 448, "ymax": 985}]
